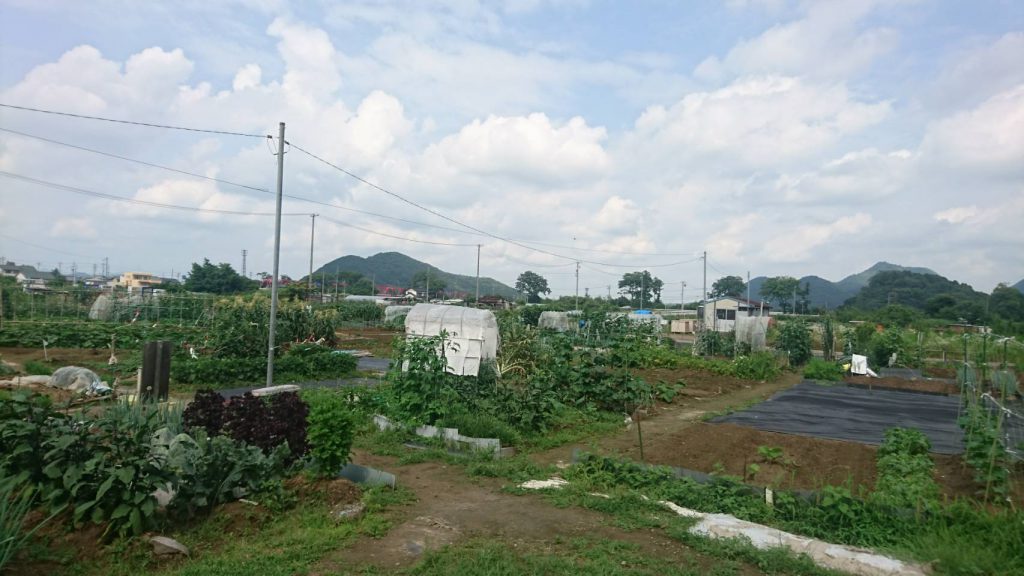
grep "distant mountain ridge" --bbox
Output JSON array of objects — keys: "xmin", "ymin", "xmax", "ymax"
[
  {"xmin": 314, "ymin": 252, "xmax": 518, "ymax": 298},
  {"xmin": 1014, "ymin": 279, "xmax": 1024, "ymax": 294},
  {"xmin": 747, "ymin": 261, "xmax": 939, "ymax": 309}
]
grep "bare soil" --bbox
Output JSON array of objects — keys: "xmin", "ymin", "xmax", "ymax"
[
  {"xmin": 532, "ymin": 370, "xmax": 805, "ymax": 467},
  {"xmin": 334, "ymin": 328, "xmax": 398, "ymax": 358},
  {"xmin": 310, "ymin": 451, "xmax": 761, "ymax": 575},
  {"xmin": 638, "ymin": 422, "xmax": 978, "ymax": 498},
  {"xmin": 845, "ymin": 375, "xmax": 959, "ymax": 395}
]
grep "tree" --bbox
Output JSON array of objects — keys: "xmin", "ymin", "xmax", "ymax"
[
  {"xmin": 515, "ymin": 271, "xmax": 551, "ymax": 303},
  {"xmin": 710, "ymin": 275, "xmax": 745, "ymax": 298},
  {"xmin": 990, "ymin": 283, "xmax": 1024, "ymax": 322},
  {"xmin": 183, "ymin": 259, "xmax": 256, "ymax": 294},
  {"xmin": 759, "ymin": 276, "xmax": 801, "ymax": 312},
  {"xmin": 411, "ymin": 270, "xmax": 447, "ymax": 299},
  {"xmin": 618, "ymin": 270, "xmax": 663, "ymax": 308},
  {"xmin": 49, "ymin": 268, "xmax": 67, "ymax": 288}
]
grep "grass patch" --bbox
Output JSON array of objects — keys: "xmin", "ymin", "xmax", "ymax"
[
  {"xmin": 400, "ymin": 537, "xmax": 715, "ymax": 576},
  {"xmin": 30, "ymin": 482, "xmax": 413, "ymax": 576},
  {"xmin": 519, "ymin": 409, "xmax": 624, "ymax": 451},
  {"xmin": 22, "ymin": 359, "xmax": 54, "ymax": 375}
]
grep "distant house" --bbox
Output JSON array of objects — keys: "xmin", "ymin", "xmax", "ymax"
[
  {"xmin": 700, "ymin": 296, "xmax": 771, "ymax": 332},
  {"xmin": 82, "ymin": 276, "xmax": 111, "ymax": 289},
  {"xmin": 1, "ymin": 263, "xmax": 56, "ymax": 291},
  {"xmin": 116, "ymin": 272, "xmax": 162, "ymax": 292},
  {"xmin": 477, "ymin": 295, "xmax": 510, "ymax": 309}
]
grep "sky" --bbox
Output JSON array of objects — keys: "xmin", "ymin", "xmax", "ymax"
[{"xmin": 0, "ymin": 0, "xmax": 1022, "ymax": 299}]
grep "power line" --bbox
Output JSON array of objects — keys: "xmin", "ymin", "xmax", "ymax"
[
  {"xmin": 1, "ymin": 126, "xmax": 486, "ymax": 238},
  {"xmin": 0, "ymin": 171, "xmax": 308, "ymax": 217},
  {"xmin": 291, "ymin": 141, "xmax": 704, "ymax": 268},
  {"xmin": 319, "ymin": 215, "xmax": 479, "ymax": 247},
  {"xmin": 0, "ymin": 233, "xmax": 101, "ymax": 261},
  {"xmin": 0, "ymin": 103, "xmax": 267, "ymax": 138},
  {"xmin": 0, "ymin": 126, "xmax": 269, "ymax": 194}
]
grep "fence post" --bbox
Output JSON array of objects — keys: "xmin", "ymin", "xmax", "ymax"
[{"xmin": 139, "ymin": 340, "xmax": 172, "ymax": 402}]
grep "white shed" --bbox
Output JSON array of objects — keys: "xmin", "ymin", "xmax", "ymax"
[{"xmin": 404, "ymin": 304, "xmax": 499, "ymax": 376}]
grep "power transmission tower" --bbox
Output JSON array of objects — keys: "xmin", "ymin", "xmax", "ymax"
[{"xmin": 266, "ymin": 122, "xmax": 286, "ymax": 389}]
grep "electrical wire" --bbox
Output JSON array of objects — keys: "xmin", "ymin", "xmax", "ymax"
[
  {"xmin": 0, "ymin": 233, "xmax": 100, "ymax": 260},
  {"xmin": 0, "ymin": 171, "xmax": 307, "ymax": 217},
  {"xmin": 0, "ymin": 103, "xmax": 267, "ymax": 138},
  {"xmin": 318, "ymin": 215, "xmax": 479, "ymax": 247},
  {"xmin": 0, "ymin": 126, "xmax": 270, "ymax": 194},
  {"xmin": 292, "ymin": 141, "xmax": 710, "ymax": 268},
  {"xmin": 0, "ymin": 126, "xmax": 488, "ymax": 238}
]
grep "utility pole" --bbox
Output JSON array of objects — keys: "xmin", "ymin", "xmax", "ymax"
[
  {"xmin": 701, "ymin": 251, "xmax": 707, "ymax": 329},
  {"xmin": 242, "ymin": 249, "xmax": 247, "ymax": 278},
  {"xmin": 71, "ymin": 263, "xmax": 77, "ymax": 287},
  {"xmin": 475, "ymin": 244, "xmax": 481, "ymax": 305},
  {"xmin": 681, "ymin": 281, "xmax": 686, "ymax": 310},
  {"xmin": 641, "ymin": 271, "xmax": 645, "ymax": 310},
  {"xmin": 607, "ymin": 285, "xmax": 611, "ymax": 300},
  {"xmin": 425, "ymin": 269, "xmax": 430, "ymax": 302},
  {"xmin": 334, "ymin": 269, "xmax": 339, "ymax": 301},
  {"xmin": 266, "ymin": 121, "xmax": 286, "ymax": 389},
  {"xmin": 307, "ymin": 214, "xmax": 318, "ymax": 292},
  {"xmin": 574, "ymin": 261, "xmax": 580, "ymax": 312},
  {"xmin": 585, "ymin": 287, "xmax": 589, "ymax": 298}
]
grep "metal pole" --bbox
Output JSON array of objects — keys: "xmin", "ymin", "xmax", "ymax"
[
  {"xmin": 681, "ymin": 281, "xmax": 685, "ymax": 310},
  {"xmin": 746, "ymin": 271, "xmax": 750, "ymax": 309},
  {"xmin": 308, "ymin": 213, "xmax": 317, "ymax": 293},
  {"xmin": 266, "ymin": 122, "xmax": 286, "ymax": 389},
  {"xmin": 574, "ymin": 261, "xmax": 580, "ymax": 311},
  {"xmin": 475, "ymin": 244, "xmax": 481, "ymax": 304},
  {"xmin": 701, "ymin": 251, "xmax": 707, "ymax": 327}
]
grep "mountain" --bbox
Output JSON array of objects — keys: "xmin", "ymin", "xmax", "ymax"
[
  {"xmin": 313, "ymin": 252, "xmax": 518, "ymax": 298},
  {"xmin": 747, "ymin": 262, "xmax": 939, "ymax": 309},
  {"xmin": 843, "ymin": 270, "xmax": 986, "ymax": 315},
  {"xmin": 1014, "ymin": 279, "xmax": 1024, "ymax": 294}
]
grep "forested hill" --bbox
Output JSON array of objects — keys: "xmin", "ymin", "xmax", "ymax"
[
  {"xmin": 842, "ymin": 270, "xmax": 985, "ymax": 312},
  {"xmin": 1014, "ymin": 278, "xmax": 1024, "ymax": 293},
  {"xmin": 313, "ymin": 252, "xmax": 518, "ymax": 297},
  {"xmin": 748, "ymin": 262, "xmax": 938, "ymax": 309}
]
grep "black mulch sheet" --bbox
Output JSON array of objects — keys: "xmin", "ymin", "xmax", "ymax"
[{"xmin": 711, "ymin": 381, "xmax": 965, "ymax": 454}]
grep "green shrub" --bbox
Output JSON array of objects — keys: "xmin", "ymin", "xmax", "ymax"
[
  {"xmin": 776, "ymin": 320, "xmax": 812, "ymax": 365},
  {"xmin": 870, "ymin": 329, "xmax": 907, "ymax": 368},
  {"xmin": 802, "ymin": 358, "xmax": 844, "ymax": 381},
  {"xmin": 163, "ymin": 428, "xmax": 290, "ymax": 518},
  {"xmin": 21, "ymin": 360, "xmax": 53, "ymax": 376},
  {"xmin": 873, "ymin": 428, "xmax": 939, "ymax": 509},
  {"xmin": 732, "ymin": 352, "xmax": 781, "ymax": 380},
  {"xmin": 437, "ymin": 410, "xmax": 521, "ymax": 446},
  {"xmin": 171, "ymin": 348, "xmax": 357, "ymax": 386},
  {"xmin": 305, "ymin": 392, "xmax": 355, "ymax": 477}
]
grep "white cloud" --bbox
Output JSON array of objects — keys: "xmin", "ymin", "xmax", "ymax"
[
  {"xmin": 775, "ymin": 148, "xmax": 915, "ymax": 203},
  {"xmin": 591, "ymin": 195, "xmax": 641, "ymax": 234},
  {"xmin": 696, "ymin": 0, "xmax": 899, "ymax": 81},
  {"xmin": 626, "ymin": 76, "xmax": 890, "ymax": 173},
  {"xmin": 50, "ymin": 217, "xmax": 97, "ymax": 240},
  {"xmin": 419, "ymin": 113, "xmax": 608, "ymax": 187},
  {"xmin": 763, "ymin": 213, "xmax": 873, "ymax": 262},
  {"xmin": 933, "ymin": 206, "xmax": 978, "ymax": 225},
  {"xmin": 922, "ymin": 84, "xmax": 1024, "ymax": 176}
]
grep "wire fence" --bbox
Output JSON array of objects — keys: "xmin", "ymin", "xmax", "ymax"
[
  {"xmin": 0, "ymin": 287, "xmax": 216, "ymax": 326},
  {"xmin": 958, "ymin": 363, "xmax": 1023, "ymax": 462}
]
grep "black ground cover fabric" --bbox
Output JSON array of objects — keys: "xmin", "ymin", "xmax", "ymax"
[{"xmin": 712, "ymin": 381, "xmax": 965, "ymax": 454}]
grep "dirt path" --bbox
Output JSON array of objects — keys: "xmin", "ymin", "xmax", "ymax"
[
  {"xmin": 531, "ymin": 371, "xmax": 805, "ymax": 467},
  {"xmin": 312, "ymin": 452, "xmax": 760, "ymax": 575}
]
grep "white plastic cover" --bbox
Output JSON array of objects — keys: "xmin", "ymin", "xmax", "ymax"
[
  {"xmin": 384, "ymin": 305, "xmax": 413, "ymax": 323},
  {"xmin": 538, "ymin": 311, "xmax": 576, "ymax": 332},
  {"xmin": 851, "ymin": 354, "xmax": 869, "ymax": 375},
  {"xmin": 404, "ymin": 304, "xmax": 499, "ymax": 376}
]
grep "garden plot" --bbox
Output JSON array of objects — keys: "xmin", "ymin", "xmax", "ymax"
[{"xmin": 711, "ymin": 381, "xmax": 964, "ymax": 454}]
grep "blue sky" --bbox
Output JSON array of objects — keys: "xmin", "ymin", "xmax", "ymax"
[{"xmin": 1, "ymin": 0, "xmax": 1022, "ymax": 296}]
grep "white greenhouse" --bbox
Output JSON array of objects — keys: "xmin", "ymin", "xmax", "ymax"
[
  {"xmin": 538, "ymin": 311, "xmax": 578, "ymax": 332},
  {"xmin": 384, "ymin": 305, "xmax": 413, "ymax": 324},
  {"xmin": 404, "ymin": 304, "xmax": 499, "ymax": 376}
]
